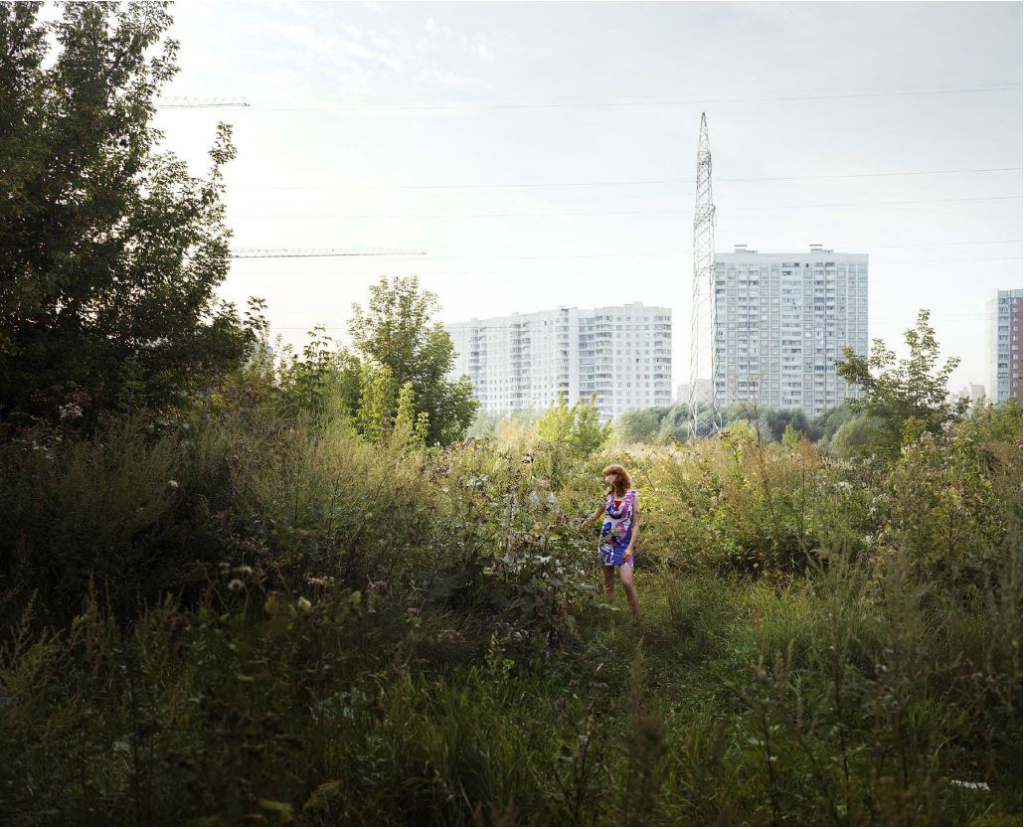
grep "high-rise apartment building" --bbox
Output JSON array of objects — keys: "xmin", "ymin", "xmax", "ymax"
[
  {"xmin": 987, "ymin": 288, "xmax": 1023, "ymax": 405},
  {"xmin": 676, "ymin": 379, "xmax": 712, "ymax": 405},
  {"xmin": 713, "ymin": 245, "xmax": 868, "ymax": 417},
  {"xmin": 446, "ymin": 302, "xmax": 672, "ymax": 421}
]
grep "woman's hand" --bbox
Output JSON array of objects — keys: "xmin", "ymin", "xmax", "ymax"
[{"xmin": 623, "ymin": 547, "xmax": 633, "ymax": 563}]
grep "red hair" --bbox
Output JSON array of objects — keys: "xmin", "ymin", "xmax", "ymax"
[{"xmin": 602, "ymin": 464, "xmax": 632, "ymax": 496}]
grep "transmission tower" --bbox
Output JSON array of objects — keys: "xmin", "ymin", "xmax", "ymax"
[
  {"xmin": 688, "ymin": 112, "xmax": 719, "ymax": 441},
  {"xmin": 230, "ymin": 247, "xmax": 425, "ymax": 259}
]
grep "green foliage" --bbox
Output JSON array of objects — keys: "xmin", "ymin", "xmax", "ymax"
[
  {"xmin": 0, "ymin": 392, "xmax": 1020, "ymax": 824},
  {"xmin": 357, "ymin": 363, "xmax": 396, "ymax": 443},
  {"xmin": 467, "ymin": 407, "xmax": 541, "ymax": 443},
  {"xmin": 814, "ymin": 402, "xmax": 857, "ymax": 443},
  {"xmin": 836, "ymin": 309, "xmax": 961, "ymax": 458},
  {"xmin": 535, "ymin": 395, "xmax": 611, "ymax": 455},
  {"xmin": 826, "ymin": 412, "xmax": 891, "ymax": 458},
  {"xmin": 0, "ymin": 3, "xmax": 265, "ymax": 427},
  {"xmin": 613, "ymin": 407, "xmax": 664, "ymax": 445},
  {"xmin": 349, "ymin": 276, "xmax": 477, "ymax": 445},
  {"xmin": 275, "ymin": 327, "xmax": 360, "ymax": 424}
]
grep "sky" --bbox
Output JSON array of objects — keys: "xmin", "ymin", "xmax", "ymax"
[{"xmin": 151, "ymin": 1, "xmax": 1023, "ymax": 395}]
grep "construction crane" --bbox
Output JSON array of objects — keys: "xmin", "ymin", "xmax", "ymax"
[
  {"xmin": 156, "ymin": 97, "xmax": 250, "ymax": 109},
  {"xmin": 688, "ymin": 113, "xmax": 719, "ymax": 441},
  {"xmin": 230, "ymin": 247, "xmax": 426, "ymax": 259}
]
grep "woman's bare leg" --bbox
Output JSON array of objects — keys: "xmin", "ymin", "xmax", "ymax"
[
  {"xmin": 602, "ymin": 565, "xmax": 616, "ymax": 600},
  {"xmin": 619, "ymin": 564, "xmax": 641, "ymax": 621}
]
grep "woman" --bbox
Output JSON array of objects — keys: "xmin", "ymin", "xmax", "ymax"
[{"xmin": 581, "ymin": 464, "xmax": 641, "ymax": 621}]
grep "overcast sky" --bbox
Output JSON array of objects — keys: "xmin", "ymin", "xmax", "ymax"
[{"xmin": 153, "ymin": 1, "xmax": 1023, "ymax": 395}]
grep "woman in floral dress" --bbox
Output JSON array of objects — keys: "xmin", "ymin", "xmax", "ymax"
[{"xmin": 581, "ymin": 464, "xmax": 641, "ymax": 621}]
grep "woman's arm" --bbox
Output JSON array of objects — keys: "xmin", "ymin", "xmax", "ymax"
[
  {"xmin": 624, "ymin": 497, "xmax": 640, "ymax": 562},
  {"xmin": 581, "ymin": 503, "xmax": 605, "ymax": 528}
]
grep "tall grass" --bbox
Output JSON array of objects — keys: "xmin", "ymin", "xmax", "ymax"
[{"xmin": 0, "ymin": 400, "xmax": 1020, "ymax": 824}]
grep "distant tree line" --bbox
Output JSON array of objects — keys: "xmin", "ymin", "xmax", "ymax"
[{"xmin": 614, "ymin": 309, "xmax": 977, "ymax": 461}]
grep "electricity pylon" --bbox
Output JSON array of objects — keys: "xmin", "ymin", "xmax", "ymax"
[{"xmin": 688, "ymin": 113, "xmax": 719, "ymax": 441}]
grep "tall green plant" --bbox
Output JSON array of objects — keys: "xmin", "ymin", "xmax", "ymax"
[
  {"xmin": 349, "ymin": 276, "xmax": 477, "ymax": 444},
  {"xmin": 357, "ymin": 363, "xmax": 396, "ymax": 443},
  {"xmin": 0, "ymin": 3, "xmax": 264, "ymax": 426},
  {"xmin": 536, "ymin": 395, "xmax": 610, "ymax": 455},
  {"xmin": 836, "ymin": 309, "xmax": 961, "ymax": 457}
]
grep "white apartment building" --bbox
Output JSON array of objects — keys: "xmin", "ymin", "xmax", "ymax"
[
  {"xmin": 446, "ymin": 302, "xmax": 672, "ymax": 421},
  {"xmin": 677, "ymin": 379, "xmax": 712, "ymax": 405},
  {"xmin": 986, "ymin": 288, "xmax": 1023, "ymax": 405},
  {"xmin": 714, "ymin": 245, "xmax": 869, "ymax": 418},
  {"xmin": 952, "ymin": 382, "xmax": 986, "ymax": 411}
]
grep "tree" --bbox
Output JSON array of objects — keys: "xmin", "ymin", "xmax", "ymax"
[
  {"xmin": 836, "ymin": 309, "xmax": 960, "ymax": 456},
  {"xmin": 536, "ymin": 395, "xmax": 611, "ymax": 455},
  {"xmin": 613, "ymin": 408, "xmax": 664, "ymax": 445},
  {"xmin": 276, "ymin": 326, "xmax": 360, "ymax": 422},
  {"xmin": 813, "ymin": 403, "xmax": 856, "ymax": 445},
  {"xmin": 827, "ymin": 413, "xmax": 891, "ymax": 459},
  {"xmin": 349, "ymin": 276, "xmax": 477, "ymax": 445},
  {"xmin": 393, "ymin": 380, "xmax": 427, "ymax": 448},
  {"xmin": 357, "ymin": 363, "xmax": 396, "ymax": 444},
  {"xmin": 0, "ymin": 3, "xmax": 263, "ymax": 426}
]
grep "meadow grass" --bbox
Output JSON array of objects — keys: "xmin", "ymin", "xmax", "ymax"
[{"xmin": 0, "ymin": 403, "xmax": 1020, "ymax": 825}]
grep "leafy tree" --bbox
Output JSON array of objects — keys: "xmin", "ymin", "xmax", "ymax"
[
  {"xmin": 349, "ymin": 276, "xmax": 476, "ymax": 444},
  {"xmin": 536, "ymin": 395, "xmax": 610, "ymax": 455},
  {"xmin": 276, "ymin": 326, "xmax": 360, "ymax": 422},
  {"xmin": 762, "ymin": 408, "xmax": 823, "ymax": 443},
  {"xmin": 813, "ymin": 403, "xmax": 856, "ymax": 444},
  {"xmin": 357, "ymin": 363, "xmax": 395, "ymax": 444},
  {"xmin": 614, "ymin": 408, "xmax": 664, "ymax": 445},
  {"xmin": 836, "ymin": 309, "xmax": 961, "ymax": 456},
  {"xmin": 0, "ymin": 2, "xmax": 263, "ymax": 426},
  {"xmin": 392, "ymin": 380, "xmax": 427, "ymax": 448},
  {"xmin": 827, "ymin": 413, "xmax": 891, "ymax": 458},
  {"xmin": 394, "ymin": 381, "xmax": 417, "ymax": 441}
]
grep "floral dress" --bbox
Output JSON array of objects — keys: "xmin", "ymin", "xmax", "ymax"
[{"xmin": 599, "ymin": 488, "xmax": 637, "ymax": 567}]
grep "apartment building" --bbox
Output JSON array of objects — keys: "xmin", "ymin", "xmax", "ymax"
[
  {"xmin": 987, "ymin": 288, "xmax": 1023, "ymax": 405},
  {"xmin": 446, "ymin": 302, "xmax": 672, "ymax": 420},
  {"xmin": 713, "ymin": 244, "xmax": 869, "ymax": 417}
]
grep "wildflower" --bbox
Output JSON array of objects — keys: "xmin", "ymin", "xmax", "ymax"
[
  {"xmin": 227, "ymin": 578, "xmax": 244, "ymax": 592},
  {"xmin": 233, "ymin": 565, "xmax": 253, "ymax": 575},
  {"xmin": 296, "ymin": 597, "xmax": 312, "ymax": 613},
  {"xmin": 168, "ymin": 480, "xmax": 179, "ymax": 490},
  {"xmin": 59, "ymin": 403, "xmax": 83, "ymax": 421},
  {"xmin": 950, "ymin": 780, "xmax": 990, "ymax": 791}
]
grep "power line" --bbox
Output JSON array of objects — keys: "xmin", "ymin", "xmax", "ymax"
[
  {"xmin": 157, "ymin": 97, "xmax": 250, "ymax": 109},
  {"xmin": 722, "ymin": 167, "xmax": 1023, "ymax": 183},
  {"xmin": 228, "ymin": 166, "xmax": 1022, "ymax": 192},
  {"xmin": 236, "ymin": 83, "xmax": 1022, "ymax": 112},
  {"xmin": 732, "ymin": 195, "xmax": 1023, "ymax": 212},
  {"xmin": 226, "ymin": 252, "xmax": 1022, "ymax": 266},
  {"xmin": 228, "ymin": 195, "xmax": 1023, "ymax": 221},
  {"xmin": 230, "ymin": 247, "xmax": 426, "ymax": 259}
]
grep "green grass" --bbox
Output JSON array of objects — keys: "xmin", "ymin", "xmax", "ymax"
[
  {"xmin": 1, "ymin": 404, "xmax": 1020, "ymax": 825},
  {"xmin": 3, "ymin": 563, "xmax": 1018, "ymax": 825}
]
